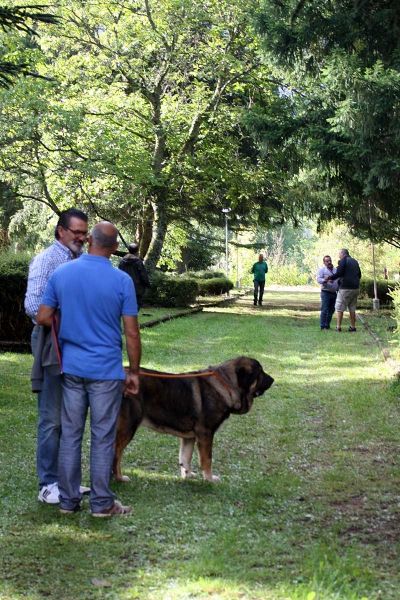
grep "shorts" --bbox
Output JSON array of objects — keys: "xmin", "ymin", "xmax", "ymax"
[{"xmin": 335, "ymin": 289, "xmax": 359, "ymax": 313}]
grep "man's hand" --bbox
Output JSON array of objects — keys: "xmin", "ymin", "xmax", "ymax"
[{"xmin": 124, "ymin": 370, "xmax": 140, "ymax": 396}]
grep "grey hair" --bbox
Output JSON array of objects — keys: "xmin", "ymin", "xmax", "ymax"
[
  {"xmin": 90, "ymin": 223, "xmax": 117, "ymax": 249},
  {"xmin": 340, "ymin": 248, "xmax": 349, "ymax": 256}
]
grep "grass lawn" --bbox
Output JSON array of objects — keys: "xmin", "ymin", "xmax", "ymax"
[{"xmin": 0, "ymin": 290, "xmax": 399, "ymax": 600}]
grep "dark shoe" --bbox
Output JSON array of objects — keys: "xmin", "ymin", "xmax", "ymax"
[
  {"xmin": 347, "ymin": 327, "xmax": 356, "ymax": 332},
  {"xmin": 258, "ymin": 301, "xmax": 262, "ymax": 306},
  {"xmin": 92, "ymin": 500, "xmax": 132, "ymax": 518},
  {"xmin": 335, "ymin": 327, "xmax": 341, "ymax": 332},
  {"xmin": 60, "ymin": 503, "xmax": 82, "ymax": 514}
]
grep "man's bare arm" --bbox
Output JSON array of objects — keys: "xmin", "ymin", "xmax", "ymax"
[
  {"xmin": 36, "ymin": 304, "xmax": 56, "ymax": 327},
  {"xmin": 122, "ymin": 314, "xmax": 142, "ymax": 396}
]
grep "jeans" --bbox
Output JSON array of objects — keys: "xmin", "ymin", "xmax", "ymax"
[
  {"xmin": 254, "ymin": 280, "xmax": 265, "ymax": 304},
  {"xmin": 320, "ymin": 291, "xmax": 336, "ymax": 329},
  {"xmin": 31, "ymin": 326, "xmax": 62, "ymax": 487},
  {"xmin": 59, "ymin": 374, "xmax": 123, "ymax": 512}
]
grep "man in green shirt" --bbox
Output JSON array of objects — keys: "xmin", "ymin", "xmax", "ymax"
[{"xmin": 251, "ymin": 254, "xmax": 268, "ymax": 306}]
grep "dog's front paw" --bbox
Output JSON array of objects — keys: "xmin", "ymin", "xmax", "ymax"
[
  {"xmin": 180, "ymin": 467, "xmax": 197, "ymax": 478},
  {"xmin": 203, "ymin": 474, "xmax": 221, "ymax": 483},
  {"xmin": 114, "ymin": 474, "xmax": 131, "ymax": 483}
]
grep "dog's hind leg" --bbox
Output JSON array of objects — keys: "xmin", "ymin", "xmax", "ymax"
[
  {"xmin": 196, "ymin": 434, "xmax": 220, "ymax": 482},
  {"xmin": 113, "ymin": 395, "xmax": 141, "ymax": 483},
  {"xmin": 179, "ymin": 437, "xmax": 196, "ymax": 478}
]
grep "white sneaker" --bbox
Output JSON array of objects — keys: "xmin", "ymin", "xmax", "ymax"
[
  {"xmin": 38, "ymin": 482, "xmax": 60, "ymax": 504},
  {"xmin": 38, "ymin": 483, "xmax": 90, "ymax": 503}
]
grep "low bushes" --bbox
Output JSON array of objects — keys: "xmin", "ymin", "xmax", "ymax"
[
  {"xmin": 196, "ymin": 276, "xmax": 233, "ymax": 296},
  {"xmin": 184, "ymin": 270, "xmax": 225, "ymax": 280},
  {"xmin": 144, "ymin": 271, "xmax": 233, "ymax": 307},
  {"xmin": 0, "ymin": 259, "xmax": 234, "ymax": 342},
  {"xmin": 0, "ymin": 253, "xmax": 32, "ymax": 343},
  {"xmin": 358, "ymin": 277, "xmax": 396, "ymax": 306},
  {"xmin": 144, "ymin": 272, "xmax": 199, "ymax": 308}
]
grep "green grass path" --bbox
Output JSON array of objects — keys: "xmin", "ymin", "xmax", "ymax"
[{"xmin": 0, "ymin": 291, "xmax": 399, "ymax": 600}]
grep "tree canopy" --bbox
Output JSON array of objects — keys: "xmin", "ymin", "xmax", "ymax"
[
  {"xmin": 1, "ymin": 0, "xmax": 400, "ymax": 265},
  {"xmin": 0, "ymin": 0, "xmax": 292, "ymax": 270},
  {"xmin": 0, "ymin": 4, "xmax": 58, "ymax": 87},
  {"xmin": 252, "ymin": 0, "xmax": 400, "ymax": 246}
]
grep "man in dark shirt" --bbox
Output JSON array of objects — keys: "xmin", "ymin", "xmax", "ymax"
[
  {"xmin": 326, "ymin": 248, "xmax": 361, "ymax": 332},
  {"xmin": 118, "ymin": 243, "xmax": 151, "ymax": 311}
]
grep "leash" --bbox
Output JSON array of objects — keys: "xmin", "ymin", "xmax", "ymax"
[{"xmin": 125, "ymin": 368, "xmax": 232, "ymax": 396}]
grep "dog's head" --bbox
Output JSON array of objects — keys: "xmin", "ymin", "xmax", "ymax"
[{"xmin": 212, "ymin": 356, "xmax": 274, "ymax": 414}]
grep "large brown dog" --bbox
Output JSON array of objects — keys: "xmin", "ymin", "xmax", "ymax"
[{"xmin": 113, "ymin": 356, "xmax": 274, "ymax": 483}]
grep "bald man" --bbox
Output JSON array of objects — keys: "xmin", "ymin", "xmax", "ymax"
[{"xmin": 37, "ymin": 222, "xmax": 141, "ymax": 517}]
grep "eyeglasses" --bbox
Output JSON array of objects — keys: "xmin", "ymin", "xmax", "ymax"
[{"xmin": 64, "ymin": 226, "xmax": 88, "ymax": 237}]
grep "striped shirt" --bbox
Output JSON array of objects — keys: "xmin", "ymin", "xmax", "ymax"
[{"xmin": 24, "ymin": 240, "xmax": 82, "ymax": 322}]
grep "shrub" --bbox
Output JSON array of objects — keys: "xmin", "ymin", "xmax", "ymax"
[
  {"xmin": 183, "ymin": 270, "xmax": 225, "ymax": 280},
  {"xmin": 144, "ymin": 271, "xmax": 199, "ymax": 308},
  {"xmin": 0, "ymin": 253, "xmax": 32, "ymax": 343},
  {"xmin": 196, "ymin": 276, "xmax": 234, "ymax": 296},
  {"xmin": 358, "ymin": 277, "xmax": 396, "ymax": 305}
]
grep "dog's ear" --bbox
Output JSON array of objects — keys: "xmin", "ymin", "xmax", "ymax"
[{"xmin": 236, "ymin": 362, "xmax": 259, "ymax": 394}]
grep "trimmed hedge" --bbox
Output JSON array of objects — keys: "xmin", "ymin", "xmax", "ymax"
[
  {"xmin": 0, "ymin": 261, "xmax": 234, "ymax": 341},
  {"xmin": 144, "ymin": 271, "xmax": 233, "ymax": 306},
  {"xmin": 0, "ymin": 253, "xmax": 32, "ymax": 343},
  {"xmin": 144, "ymin": 272, "xmax": 199, "ymax": 308},
  {"xmin": 196, "ymin": 276, "xmax": 234, "ymax": 296},
  {"xmin": 184, "ymin": 270, "xmax": 226, "ymax": 280},
  {"xmin": 358, "ymin": 277, "xmax": 396, "ymax": 306}
]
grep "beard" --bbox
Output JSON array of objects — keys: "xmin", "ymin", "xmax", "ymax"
[{"xmin": 66, "ymin": 239, "xmax": 85, "ymax": 254}]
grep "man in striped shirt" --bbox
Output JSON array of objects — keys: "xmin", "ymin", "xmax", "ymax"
[{"xmin": 25, "ymin": 208, "xmax": 89, "ymax": 504}]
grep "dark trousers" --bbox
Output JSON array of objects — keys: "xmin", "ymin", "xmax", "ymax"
[
  {"xmin": 254, "ymin": 280, "xmax": 265, "ymax": 304},
  {"xmin": 320, "ymin": 291, "xmax": 336, "ymax": 329}
]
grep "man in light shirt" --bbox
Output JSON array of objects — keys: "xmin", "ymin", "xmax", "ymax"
[
  {"xmin": 316, "ymin": 255, "xmax": 339, "ymax": 330},
  {"xmin": 25, "ymin": 208, "xmax": 90, "ymax": 504}
]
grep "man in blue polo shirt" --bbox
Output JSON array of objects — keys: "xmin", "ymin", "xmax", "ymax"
[{"xmin": 37, "ymin": 221, "xmax": 141, "ymax": 517}]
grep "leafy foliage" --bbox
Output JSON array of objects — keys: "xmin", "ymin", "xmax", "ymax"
[
  {"xmin": 0, "ymin": 251, "xmax": 31, "ymax": 342},
  {"xmin": 0, "ymin": 0, "xmax": 287, "ymax": 272},
  {"xmin": 359, "ymin": 276, "xmax": 397, "ymax": 306},
  {"xmin": 144, "ymin": 271, "xmax": 199, "ymax": 308},
  {"xmin": 0, "ymin": 5, "xmax": 58, "ymax": 87},
  {"xmin": 251, "ymin": 0, "xmax": 400, "ymax": 246}
]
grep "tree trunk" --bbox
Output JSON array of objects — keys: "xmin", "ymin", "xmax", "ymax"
[
  {"xmin": 176, "ymin": 247, "xmax": 189, "ymax": 273},
  {"xmin": 138, "ymin": 204, "xmax": 154, "ymax": 258},
  {"xmin": 143, "ymin": 190, "xmax": 168, "ymax": 275}
]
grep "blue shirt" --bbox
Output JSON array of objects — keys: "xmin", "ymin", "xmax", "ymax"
[{"xmin": 41, "ymin": 254, "xmax": 138, "ymax": 380}]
